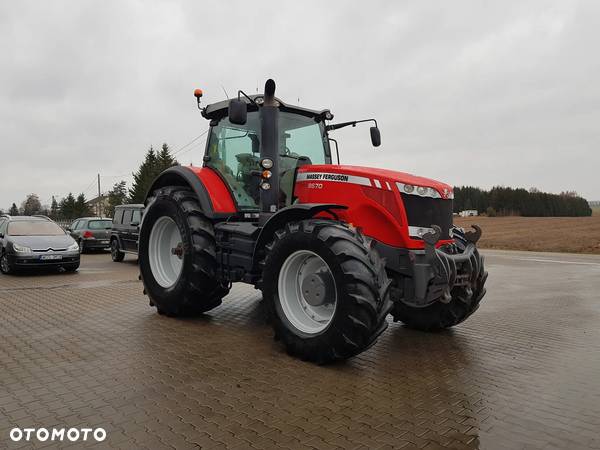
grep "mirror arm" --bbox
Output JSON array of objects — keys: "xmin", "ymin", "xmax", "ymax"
[{"xmin": 326, "ymin": 118, "xmax": 378, "ymax": 132}]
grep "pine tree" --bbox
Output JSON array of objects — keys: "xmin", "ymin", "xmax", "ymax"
[
  {"xmin": 59, "ymin": 193, "xmax": 77, "ymax": 220},
  {"xmin": 106, "ymin": 181, "xmax": 128, "ymax": 217},
  {"xmin": 50, "ymin": 196, "xmax": 59, "ymax": 219},
  {"xmin": 129, "ymin": 144, "xmax": 178, "ymax": 203},
  {"xmin": 9, "ymin": 203, "xmax": 19, "ymax": 216},
  {"xmin": 75, "ymin": 193, "xmax": 92, "ymax": 217}
]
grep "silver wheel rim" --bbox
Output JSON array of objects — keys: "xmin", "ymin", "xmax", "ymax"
[
  {"xmin": 148, "ymin": 216, "xmax": 184, "ymax": 288},
  {"xmin": 0, "ymin": 255, "xmax": 8, "ymax": 272},
  {"xmin": 278, "ymin": 250, "xmax": 337, "ymax": 334}
]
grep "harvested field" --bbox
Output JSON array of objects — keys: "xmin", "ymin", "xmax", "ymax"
[{"xmin": 454, "ymin": 215, "xmax": 600, "ymax": 254}]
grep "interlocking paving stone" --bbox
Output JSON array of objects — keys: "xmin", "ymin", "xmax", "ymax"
[{"xmin": 1, "ymin": 251, "xmax": 600, "ymax": 449}]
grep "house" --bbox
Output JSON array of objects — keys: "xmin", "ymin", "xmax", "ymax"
[
  {"xmin": 86, "ymin": 195, "xmax": 110, "ymax": 217},
  {"xmin": 459, "ymin": 209, "xmax": 478, "ymax": 217}
]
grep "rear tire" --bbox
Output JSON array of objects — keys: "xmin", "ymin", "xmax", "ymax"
[
  {"xmin": 391, "ymin": 227, "xmax": 487, "ymax": 331},
  {"xmin": 262, "ymin": 220, "xmax": 392, "ymax": 364},
  {"xmin": 111, "ymin": 239, "xmax": 125, "ymax": 262},
  {"xmin": 139, "ymin": 186, "xmax": 229, "ymax": 316}
]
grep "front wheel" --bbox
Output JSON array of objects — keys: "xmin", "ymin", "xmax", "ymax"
[
  {"xmin": 0, "ymin": 252, "xmax": 13, "ymax": 275},
  {"xmin": 138, "ymin": 186, "xmax": 229, "ymax": 316},
  {"xmin": 111, "ymin": 239, "xmax": 125, "ymax": 262},
  {"xmin": 391, "ymin": 227, "xmax": 487, "ymax": 331},
  {"xmin": 262, "ymin": 220, "xmax": 392, "ymax": 364}
]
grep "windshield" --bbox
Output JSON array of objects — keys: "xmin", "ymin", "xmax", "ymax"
[
  {"xmin": 205, "ymin": 111, "xmax": 330, "ymax": 209},
  {"xmin": 8, "ymin": 221, "xmax": 65, "ymax": 236},
  {"xmin": 89, "ymin": 220, "xmax": 113, "ymax": 230}
]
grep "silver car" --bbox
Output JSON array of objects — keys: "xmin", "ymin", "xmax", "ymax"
[
  {"xmin": 67, "ymin": 217, "xmax": 113, "ymax": 253},
  {"xmin": 0, "ymin": 215, "xmax": 80, "ymax": 274}
]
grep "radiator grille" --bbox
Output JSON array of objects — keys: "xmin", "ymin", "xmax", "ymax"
[{"xmin": 400, "ymin": 194, "xmax": 453, "ymax": 240}]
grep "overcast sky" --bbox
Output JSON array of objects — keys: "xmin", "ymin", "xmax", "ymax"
[{"xmin": 1, "ymin": 0, "xmax": 599, "ymax": 211}]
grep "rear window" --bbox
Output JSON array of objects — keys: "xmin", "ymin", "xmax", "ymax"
[
  {"xmin": 8, "ymin": 221, "xmax": 65, "ymax": 236},
  {"xmin": 89, "ymin": 220, "xmax": 113, "ymax": 230}
]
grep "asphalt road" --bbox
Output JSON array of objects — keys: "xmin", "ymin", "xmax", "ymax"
[{"xmin": 1, "ymin": 249, "xmax": 599, "ymax": 449}]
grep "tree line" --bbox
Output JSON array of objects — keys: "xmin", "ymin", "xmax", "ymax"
[
  {"xmin": 454, "ymin": 186, "xmax": 592, "ymax": 217},
  {"xmin": 1, "ymin": 144, "xmax": 177, "ymax": 221}
]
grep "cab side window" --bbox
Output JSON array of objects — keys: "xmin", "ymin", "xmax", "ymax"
[
  {"xmin": 132, "ymin": 210, "xmax": 141, "ymax": 224},
  {"xmin": 113, "ymin": 210, "xmax": 124, "ymax": 225},
  {"xmin": 122, "ymin": 210, "xmax": 132, "ymax": 225}
]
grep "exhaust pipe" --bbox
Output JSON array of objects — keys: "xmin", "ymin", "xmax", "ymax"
[{"xmin": 259, "ymin": 79, "xmax": 280, "ymax": 222}]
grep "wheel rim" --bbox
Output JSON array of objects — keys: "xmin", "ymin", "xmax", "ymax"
[
  {"xmin": 277, "ymin": 250, "xmax": 337, "ymax": 334},
  {"xmin": 148, "ymin": 216, "xmax": 184, "ymax": 288},
  {"xmin": 0, "ymin": 254, "xmax": 8, "ymax": 273},
  {"xmin": 111, "ymin": 241, "xmax": 118, "ymax": 258}
]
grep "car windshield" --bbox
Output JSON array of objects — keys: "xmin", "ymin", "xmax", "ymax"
[
  {"xmin": 89, "ymin": 220, "xmax": 113, "ymax": 230},
  {"xmin": 8, "ymin": 221, "xmax": 65, "ymax": 236}
]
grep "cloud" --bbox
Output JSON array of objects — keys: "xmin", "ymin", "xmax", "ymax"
[{"xmin": 0, "ymin": 0, "xmax": 598, "ymax": 211}]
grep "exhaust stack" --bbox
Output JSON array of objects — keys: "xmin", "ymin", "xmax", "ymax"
[{"xmin": 259, "ymin": 79, "xmax": 280, "ymax": 222}]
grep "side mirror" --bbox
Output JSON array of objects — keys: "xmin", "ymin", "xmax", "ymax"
[
  {"xmin": 228, "ymin": 99, "xmax": 247, "ymax": 125},
  {"xmin": 370, "ymin": 126, "xmax": 381, "ymax": 147}
]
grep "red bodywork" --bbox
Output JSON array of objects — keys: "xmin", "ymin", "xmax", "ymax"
[
  {"xmin": 294, "ymin": 165, "xmax": 454, "ymax": 249},
  {"xmin": 187, "ymin": 165, "xmax": 454, "ymax": 250}
]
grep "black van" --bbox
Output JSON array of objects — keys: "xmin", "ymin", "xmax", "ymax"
[{"xmin": 110, "ymin": 204, "xmax": 144, "ymax": 262}]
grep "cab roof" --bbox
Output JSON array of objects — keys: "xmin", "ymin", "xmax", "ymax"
[{"xmin": 201, "ymin": 94, "xmax": 331, "ymax": 122}]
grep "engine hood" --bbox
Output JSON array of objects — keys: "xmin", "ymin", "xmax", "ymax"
[
  {"xmin": 10, "ymin": 234, "xmax": 75, "ymax": 251},
  {"xmin": 297, "ymin": 165, "xmax": 454, "ymax": 199}
]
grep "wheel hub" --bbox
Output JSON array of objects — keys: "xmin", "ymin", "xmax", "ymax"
[
  {"xmin": 277, "ymin": 250, "xmax": 337, "ymax": 335},
  {"xmin": 148, "ymin": 216, "xmax": 184, "ymax": 288},
  {"xmin": 300, "ymin": 270, "xmax": 334, "ymax": 306}
]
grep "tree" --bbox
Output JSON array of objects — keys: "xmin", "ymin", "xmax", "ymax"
[
  {"xmin": 129, "ymin": 144, "xmax": 178, "ymax": 203},
  {"xmin": 21, "ymin": 194, "xmax": 42, "ymax": 216},
  {"xmin": 75, "ymin": 193, "xmax": 92, "ymax": 218},
  {"xmin": 9, "ymin": 203, "xmax": 19, "ymax": 216},
  {"xmin": 50, "ymin": 196, "xmax": 59, "ymax": 219},
  {"xmin": 106, "ymin": 180, "xmax": 128, "ymax": 217},
  {"xmin": 59, "ymin": 193, "xmax": 77, "ymax": 220}
]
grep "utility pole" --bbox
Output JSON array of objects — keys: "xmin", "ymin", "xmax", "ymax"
[{"xmin": 97, "ymin": 174, "xmax": 101, "ymax": 217}]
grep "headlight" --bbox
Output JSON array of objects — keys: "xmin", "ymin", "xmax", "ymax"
[
  {"xmin": 12, "ymin": 243, "xmax": 32, "ymax": 254},
  {"xmin": 67, "ymin": 242, "xmax": 80, "ymax": 252},
  {"xmin": 260, "ymin": 158, "xmax": 273, "ymax": 169},
  {"xmin": 397, "ymin": 182, "xmax": 441, "ymax": 199}
]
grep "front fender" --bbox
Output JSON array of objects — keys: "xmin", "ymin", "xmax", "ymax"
[{"xmin": 252, "ymin": 203, "xmax": 347, "ymax": 265}]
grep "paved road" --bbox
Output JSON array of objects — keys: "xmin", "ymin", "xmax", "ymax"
[{"xmin": 1, "ymin": 250, "xmax": 599, "ymax": 449}]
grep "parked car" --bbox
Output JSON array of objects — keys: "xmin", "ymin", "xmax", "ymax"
[
  {"xmin": 0, "ymin": 215, "xmax": 80, "ymax": 274},
  {"xmin": 110, "ymin": 204, "xmax": 144, "ymax": 262},
  {"xmin": 67, "ymin": 217, "xmax": 112, "ymax": 253}
]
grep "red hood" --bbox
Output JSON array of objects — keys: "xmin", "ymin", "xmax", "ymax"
[{"xmin": 298, "ymin": 165, "xmax": 454, "ymax": 199}]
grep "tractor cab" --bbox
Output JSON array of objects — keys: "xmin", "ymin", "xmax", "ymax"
[{"xmin": 201, "ymin": 95, "xmax": 333, "ymax": 211}]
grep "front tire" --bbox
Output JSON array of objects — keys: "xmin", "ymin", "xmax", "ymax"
[
  {"xmin": 0, "ymin": 251, "xmax": 13, "ymax": 275},
  {"xmin": 262, "ymin": 220, "xmax": 392, "ymax": 364},
  {"xmin": 391, "ymin": 227, "xmax": 487, "ymax": 331},
  {"xmin": 139, "ymin": 187, "xmax": 229, "ymax": 316}
]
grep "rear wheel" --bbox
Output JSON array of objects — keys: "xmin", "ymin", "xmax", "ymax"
[
  {"xmin": 391, "ymin": 227, "xmax": 487, "ymax": 331},
  {"xmin": 262, "ymin": 220, "xmax": 392, "ymax": 364},
  {"xmin": 111, "ymin": 239, "xmax": 125, "ymax": 262},
  {"xmin": 139, "ymin": 186, "xmax": 229, "ymax": 316}
]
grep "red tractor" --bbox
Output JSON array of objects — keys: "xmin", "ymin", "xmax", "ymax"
[{"xmin": 139, "ymin": 79, "xmax": 487, "ymax": 363}]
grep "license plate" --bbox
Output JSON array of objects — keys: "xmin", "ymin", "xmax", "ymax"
[{"xmin": 40, "ymin": 255, "xmax": 62, "ymax": 261}]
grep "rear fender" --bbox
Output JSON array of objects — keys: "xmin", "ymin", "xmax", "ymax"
[
  {"xmin": 252, "ymin": 203, "xmax": 347, "ymax": 265},
  {"xmin": 145, "ymin": 166, "xmax": 236, "ymax": 219}
]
